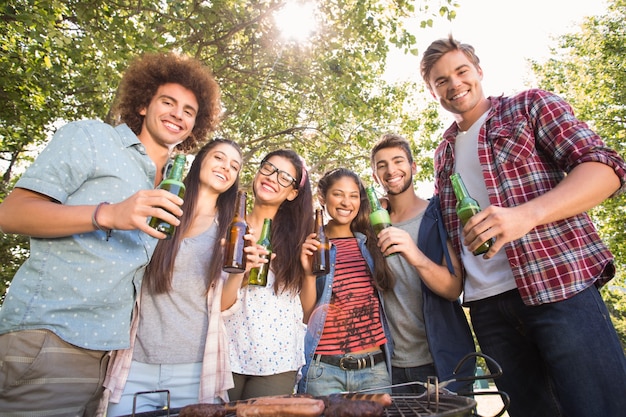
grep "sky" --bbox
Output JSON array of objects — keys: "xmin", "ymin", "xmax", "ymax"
[
  {"xmin": 382, "ymin": 0, "xmax": 609, "ymax": 197},
  {"xmin": 386, "ymin": 0, "xmax": 608, "ymax": 96}
]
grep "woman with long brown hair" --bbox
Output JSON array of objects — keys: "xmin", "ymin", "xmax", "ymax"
[
  {"xmin": 224, "ymin": 149, "xmax": 314, "ymax": 400},
  {"xmin": 297, "ymin": 168, "xmax": 394, "ymax": 395},
  {"xmin": 104, "ymin": 138, "xmax": 243, "ymax": 415}
]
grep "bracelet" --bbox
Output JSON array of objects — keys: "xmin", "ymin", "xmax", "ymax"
[{"xmin": 92, "ymin": 202, "xmax": 112, "ymax": 241}]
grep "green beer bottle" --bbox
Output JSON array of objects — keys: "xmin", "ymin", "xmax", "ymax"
[
  {"xmin": 223, "ymin": 190, "xmax": 248, "ymax": 274},
  {"xmin": 311, "ymin": 208, "xmax": 331, "ymax": 276},
  {"xmin": 366, "ymin": 185, "xmax": 392, "ymax": 235},
  {"xmin": 450, "ymin": 172, "xmax": 494, "ymax": 256},
  {"xmin": 248, "ymin": 218, "xmax": 272, "ymax": 286},
  {"xmin": 147, "ymin": 154, "xmax": 186, "ymax": 239},
  {"xmin": 366, "ymin": 185, "xmax": 395, "ymax": 257}
]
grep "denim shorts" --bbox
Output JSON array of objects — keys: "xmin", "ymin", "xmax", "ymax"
[
  {"xmin": 106, "ymin": 360, "xmax": 204, "ymax": 416},
  {"xmin": 304, "ymin": 351, "xmax": 391, "ymax": 396}
]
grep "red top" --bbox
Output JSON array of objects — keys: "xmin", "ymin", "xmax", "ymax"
[
  {"xmin": 315, "ymin": 237, "xmax": 386, "ymax": 355},
  {"xmin": 435, "ymin": 90, "xmax": 626, "ymax": 305}
]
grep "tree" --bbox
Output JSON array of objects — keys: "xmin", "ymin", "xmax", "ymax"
[
  {"xmin": 531, "ymin": 0, "xmax": 626, "ymax": 348},
  {"xmin": 0, "ymin": 1, "xmax": 458, "ymax": 297}
]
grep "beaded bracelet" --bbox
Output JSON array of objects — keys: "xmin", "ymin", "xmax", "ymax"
[{"xmin": 92, "ymin": 202, "xmax": 112, "ymax": 241}]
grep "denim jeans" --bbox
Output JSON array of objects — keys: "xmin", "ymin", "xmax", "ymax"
[
  {"xmin": 304, "ymin": 353, "xmax": 391, "ymax": 396},
  {"xmin": 391, "ymin": 363, "xmax": 436, "ymax": 394},
  {"xmin": 469, "ymin": 286, "xmax": 626, "ymax": 417}
]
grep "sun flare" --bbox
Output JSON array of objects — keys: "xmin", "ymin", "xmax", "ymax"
[{"xmin": 274, "ymin": 1, "xmax": 317, "ymax": 43}]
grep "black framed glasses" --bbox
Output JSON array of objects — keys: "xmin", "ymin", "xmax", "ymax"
[{"xmin": 259, "ymin": 160, "xmax": 297, "ymax": 188}]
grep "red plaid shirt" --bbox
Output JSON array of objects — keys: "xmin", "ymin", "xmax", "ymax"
[{"xmin": 434, "ymin": 89, "xmax": 626, "ymax": 306}]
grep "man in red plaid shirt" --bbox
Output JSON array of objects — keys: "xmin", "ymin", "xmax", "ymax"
[{"xmin": 421, "ymin": 35, "xmax": 626, "ymax": 417}]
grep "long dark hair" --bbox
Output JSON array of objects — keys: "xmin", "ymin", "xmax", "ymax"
[
  {"xmin": 144, "ymin": 138, "xmax": 242, "ymax": 294},
  {"xmin": 317, "ymin": 168, "xmax": 395, "ymax": 291},
  {"xmin": 255, "ymin": 149, "xmax": 314, "ymax": 294}
]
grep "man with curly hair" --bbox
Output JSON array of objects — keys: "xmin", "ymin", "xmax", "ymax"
[{"xmin": 0, "ymin": 52, "xmax": 221, "ymax": 416}]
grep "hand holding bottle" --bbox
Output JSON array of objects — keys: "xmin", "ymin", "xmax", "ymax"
[
  {"xmin": 311, "ymin": 208, "xmax": 330, "ymax": 276},
  {"xmin": 147, "ymin": 154, "xmax": 187, "ymax": 239},
  {"xmin": 248, "ymin": 218, "xmax": 272, "ymax": 286},
  {"xmin": 450, "ymin": 173, "xmax": 494, "ymax": 256},
  {"xmin": 85, "ymin": 187, "xmax": 185, "ymax": 240},
  {"xmin": 223, "ymin": 190, "xmax": 249, "ymax": 273},
  {"xmin": 300, "ymin": 233, "xmax": 320, "ymax": 274}
]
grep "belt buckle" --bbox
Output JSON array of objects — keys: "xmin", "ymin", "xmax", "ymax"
[
  {"xmin": 339, "ymin": 355, "xmax": 369, "ymax": 370},
  {"xmin": 339, "ymin": 355, "xmax": 355, "ymax": 370}
]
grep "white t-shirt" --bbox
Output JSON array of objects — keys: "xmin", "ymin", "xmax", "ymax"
[{"xmin": 454, "ymin": 110, "xmax": 517, "ymax": 302}]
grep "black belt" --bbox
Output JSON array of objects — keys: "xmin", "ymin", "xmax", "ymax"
[{"xmin": 316, "ymin": 352, "xmax": 385, "ymax": 370}]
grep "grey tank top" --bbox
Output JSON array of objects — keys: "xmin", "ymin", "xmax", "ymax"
[{"xmin": 133, "ymin": 223, "xmax": 218, "ymax": 364}]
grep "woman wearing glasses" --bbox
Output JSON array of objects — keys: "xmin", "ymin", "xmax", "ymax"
[{"xmin": 223, "ymin": 149, "xmax": 314, "ymax": 400}]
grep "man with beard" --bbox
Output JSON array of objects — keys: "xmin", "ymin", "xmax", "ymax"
[{"xmin": 369, "ymin": 133, "xmax": 475, "ymax": 394}]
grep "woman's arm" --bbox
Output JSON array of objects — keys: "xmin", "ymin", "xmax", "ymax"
[{"xmin": 299, "ymin": 233, "xmax": 320, "ymax": 323}]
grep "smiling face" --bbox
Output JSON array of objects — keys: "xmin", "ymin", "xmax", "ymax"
[
  {"xmin": 320, "ymin": 175, "xmax": 361, "ymax": 228},
  {"xmin": 427, "ymin": 49, "xmax": 490, "ymax": 130},
  {"xmin": 199, "ymin": 143, "xmax": 242, "ymax": 194},
  {"xmin": 373, "ymin": 146, "xmax": 416, "ymax": 196},
  {"xmin": 253, "ymin": 155, "xmax": 299, "ymax": 205},
  {"xmin": 138, "ymin": 83, "xmax": 199, "ymax": 152}
]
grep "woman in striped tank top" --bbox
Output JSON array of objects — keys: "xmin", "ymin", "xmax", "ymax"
[{"xmin": 298, "ymin": 168, "xmax": 395, "ymax": 396}]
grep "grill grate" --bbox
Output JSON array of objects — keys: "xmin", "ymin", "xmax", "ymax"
[{"xmin": 384, "ymin": 394, "xmax": 476, "ymax": 417}]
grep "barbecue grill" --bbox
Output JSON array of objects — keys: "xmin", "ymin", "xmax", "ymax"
[
  {"xmin": 119, "ymin": 353, "xmax": 509, "ymax": 417},
  {"xmin": 119, "ymin": 392, "xmax": 506, "ymax": 417}
]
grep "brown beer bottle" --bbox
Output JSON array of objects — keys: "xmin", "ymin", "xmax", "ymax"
[
  {"xmin": 248, "ymin": 218, "xmax": 272, "ymax": 286},
  {"xmin": 450, "ymin": 173, "xmax": 494, "ymax": 256},
  {"xmin": 223, "ymin": 190, "xmax": 248, "ymax": 273},
  {"xmin": 311, "ymin": 208, "xmax": 330, "ymax": 276},
  {"xmin": 147, "ymin": 154, "xmax": 187, "ymax": 239}
]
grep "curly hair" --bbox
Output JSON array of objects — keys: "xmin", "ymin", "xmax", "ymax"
[{"xmin": 112, "ymin": 52, "xmax": 221, "ymax": 152}]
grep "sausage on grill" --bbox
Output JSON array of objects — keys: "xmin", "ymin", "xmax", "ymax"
[
  {"xmin": 235, "ymin": 399, "xmax": 325, "ymax": 417},
  {"xmin": 178, "ymin": 403, "xmax": 227, "ymax": 417},
  {"xmin": 324, "ymin": 399, "xmax": 384, "ymax": 417},
  {"xmin": 327, "ymin": 393, "xmax": 393, "ymax": 407}
]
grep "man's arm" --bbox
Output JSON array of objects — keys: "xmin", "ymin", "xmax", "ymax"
[
  {"xmin": 463, "ymin": 161, "xmax": 621, "ymax": 257},
  {"xmin": 0, "ymin": 187, "xmax": 184, "ymax": 239},
  {"xmin": 377, "ymin": 227, "xmax": 463, "ymax": 301}
]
